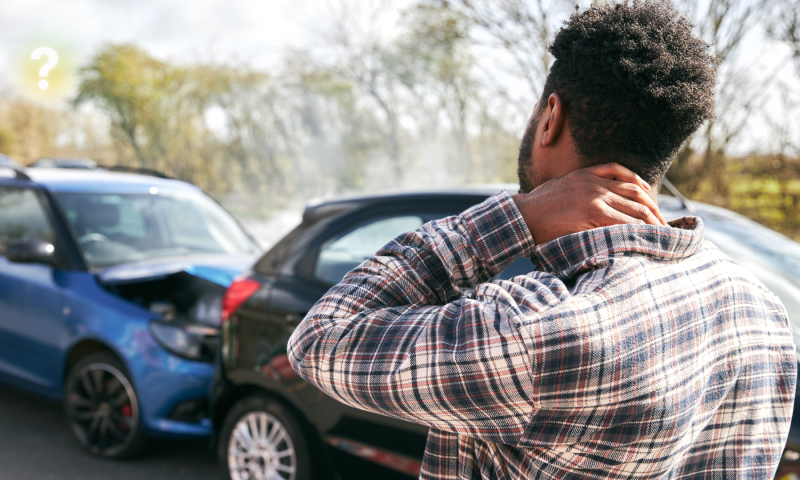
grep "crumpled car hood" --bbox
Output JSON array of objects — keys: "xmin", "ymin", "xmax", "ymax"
[{"xmin": 96, "ymin": 254, "xmax": 256, "ymax": 286}]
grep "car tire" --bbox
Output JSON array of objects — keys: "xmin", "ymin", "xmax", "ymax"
[
  {"xmin": 64, "ymin": 352, "xmax": 146, "ymax": 459},
  {"xmin": 219, "ymin": 394, "xmax": 312, "ymax": 480}
]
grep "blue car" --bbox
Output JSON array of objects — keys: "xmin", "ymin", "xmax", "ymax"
[{"xmin": 0, "ymin": 166, "xmax": 260, "ymax": 458}]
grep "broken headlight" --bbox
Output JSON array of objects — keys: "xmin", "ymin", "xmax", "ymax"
[{"xmin": 149, "ymin": 321, "xmax": 219, "ymax": 362}]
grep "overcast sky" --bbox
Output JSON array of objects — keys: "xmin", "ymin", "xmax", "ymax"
[{"xmin": 0, "ymin": 0, "xmax": 343, "ymax": 99}]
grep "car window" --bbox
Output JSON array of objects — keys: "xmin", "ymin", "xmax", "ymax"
[
  {"xmin": 55, "ymin": 191, "xmax": 259, "ymax": 268},
  {"xmin": 311, "ymin": 211, "xmax": 535, "ymax": 285},
  {"xmin": 0, "ymin": 187, "xmax": 54, "ymax": 255},
  {"xmin": 315, "ymin": 215, "xmax": 424, "ymax": 284}
]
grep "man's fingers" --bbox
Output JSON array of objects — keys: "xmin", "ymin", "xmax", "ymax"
[
  {"xmin": 600, "ymin": 193, "xmax": 663, "ymax": 227},
  {"xmin": 580, "ymin": 163, "xmax": 669, "ymax": 226},
  {"xmin": 595, "ymin": 209, "xmax": 646, "ymax": 228},
  {"xmin": 600, "ymin": 179, "xmax": 668, "ymax": 225},
  {"xmin": 584, "ymin": 163, "xmax": 650, "ymax": 192}
]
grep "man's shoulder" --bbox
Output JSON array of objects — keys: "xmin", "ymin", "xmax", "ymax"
[
  {"xmin": 581, "ymin": 239, "xmax": 783, "ymax": 310},
  {"xmin": 695, "ymin": 239, "xmax": 778, "ymax": 294},
  {"xmin": 667, "ymin": 240, "xmax": 792, "ymax": 334},
  {"xmin": 488, "ymin": 235, "xmax": 787, "ymax": 318}
]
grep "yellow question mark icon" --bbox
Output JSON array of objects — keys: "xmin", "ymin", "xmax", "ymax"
[{"xmin": 31, "ymin": 47, "xmax": 59, "ymax": 90}]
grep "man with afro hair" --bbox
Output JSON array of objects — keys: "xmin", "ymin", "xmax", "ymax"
[{"xmin": 288, "ymin": 2, "xmax": 797, "ymax": 478}]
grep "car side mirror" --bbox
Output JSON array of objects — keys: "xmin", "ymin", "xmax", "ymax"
[{"xmin": 5, "ymin": 239, "xmax": 57, "ymax": 266}]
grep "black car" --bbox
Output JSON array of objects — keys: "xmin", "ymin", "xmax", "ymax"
[{"xmin": 212, "ymin": 186, "xmax": 800, "ymax": 480}]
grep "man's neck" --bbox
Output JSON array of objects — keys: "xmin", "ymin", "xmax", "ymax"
[{"xmin": 647, "ymin": 185, "xmax": 659, "ymax": 206}]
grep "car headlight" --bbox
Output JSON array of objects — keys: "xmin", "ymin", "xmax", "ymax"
[{"xmin": 149, "ymin": 321, "xmax": 219, "ymax": 362}]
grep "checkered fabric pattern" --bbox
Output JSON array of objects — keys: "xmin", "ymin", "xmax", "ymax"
[{"xmin": 287, "ymin": 191, "xmax": 797, "ymax": 479}]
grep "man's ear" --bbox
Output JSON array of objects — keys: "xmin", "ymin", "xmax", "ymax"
[{"xmin": 541, "ymin": 93, "xmax": 564, "ymax": 147}]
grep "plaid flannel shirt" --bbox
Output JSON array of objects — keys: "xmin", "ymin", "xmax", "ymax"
[{"xmin": 287, "ymin": 191, "xmax": 797, "ymax": 479}]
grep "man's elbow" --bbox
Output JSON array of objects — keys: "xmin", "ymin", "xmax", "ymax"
[{"xmin": 286, "ymin": 330, "xmax": 309, "ymax": 379}]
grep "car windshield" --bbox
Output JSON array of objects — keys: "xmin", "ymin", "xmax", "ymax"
[{"xmin": 55, "ymin": 191, "xmax": 259, "ymax": 268}]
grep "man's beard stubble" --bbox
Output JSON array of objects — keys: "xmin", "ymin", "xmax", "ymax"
[{"xmin": 516, "ymin": 122, "xmax": 539, "ymax": 194}]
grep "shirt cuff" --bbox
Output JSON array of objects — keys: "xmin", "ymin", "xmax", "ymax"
[{"xmin": 461, "ymin": 190, "xmax": 536, "ymax": 275}]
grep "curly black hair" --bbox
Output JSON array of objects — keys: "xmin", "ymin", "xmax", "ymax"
[{"xmin": 542, "ymin": 0, "xmax": 717, "ymax": 184}]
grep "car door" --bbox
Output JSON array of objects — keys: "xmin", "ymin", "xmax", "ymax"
[
  {"xmin": 263, "ymin": 201, "xmax": 535, "ymax": 478},
  {"xmin": 268, "ymin": 207, "xmax": 469, "ymax": 477},
  {"xmin": 0, "ymin": 186, "xmax": 68, "ymax": 394}
]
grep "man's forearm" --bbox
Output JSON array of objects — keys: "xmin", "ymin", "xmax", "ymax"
[
  {"xmin": 329, "ymin": 191, "xmax": 535, "ymax": 308},
  {"xmin": 285, "ymin": 192, "xmax": 538, "ymax": 440}
]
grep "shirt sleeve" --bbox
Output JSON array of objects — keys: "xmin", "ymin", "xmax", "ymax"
[{"xmin": 287, "ymin": 191, "xmax": 542, "ymax": 445}]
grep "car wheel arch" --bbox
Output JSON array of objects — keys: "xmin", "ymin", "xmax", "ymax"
[
  {"xmin": 63, "ymin": 338, "xmax": 129, "ymax": 386},
  {"xmin": 214, "ymin": 383, "xmax": 333, "ymax": 477},
  {"xmin": 214, "ymin": 384, "xmax": 307, "ymax": 430}
]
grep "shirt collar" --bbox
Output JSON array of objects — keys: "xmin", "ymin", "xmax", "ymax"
[{"xmin": 531, "ymin": 217, "xmax": 704, "ymax": 279}]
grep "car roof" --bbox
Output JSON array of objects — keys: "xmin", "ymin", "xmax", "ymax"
[
  {"xmin": 30, "ymin": 158, "xmax": 99, "ymax": 169},
  {"xmin": 303, "ymin": 184, "xmax": 519, "ymax": 220},
  {"xmin": 1, "ymin": 167, "xmax": 200, "ymax": 194}
]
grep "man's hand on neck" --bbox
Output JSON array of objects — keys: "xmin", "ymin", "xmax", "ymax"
[{"xmin": 512, "ymin": 163, "xmax": 668, "ymax": 246}]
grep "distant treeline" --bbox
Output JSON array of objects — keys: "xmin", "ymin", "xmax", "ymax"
[
  {"xmin": 669, "ymin": 153, "xmax": 800, "ymax": 241},
  {"xmin": 0, "ymin": 0, "xmax": 799, "ymax": 238}
]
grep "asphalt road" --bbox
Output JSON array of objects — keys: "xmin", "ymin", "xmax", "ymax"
[{"xmin": 0, "ymin": 384, "xmax": 219, "ymax": 480}]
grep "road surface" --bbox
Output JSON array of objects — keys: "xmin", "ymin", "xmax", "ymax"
[{"xmin": 0, "ymin": 384, "xmax": 219, "ymax": 480}]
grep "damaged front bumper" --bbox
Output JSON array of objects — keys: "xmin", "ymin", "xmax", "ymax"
[
  {"xmin": 99, "ymin": 254, "xmax": 254, "ymax": 364},
  {"xmin": 93, "ymin": 254, "xmax": 256, "ymax": 437},
  {"xmin": 127, "ymin": 340, "xmax": 216, "ymax": 437}
]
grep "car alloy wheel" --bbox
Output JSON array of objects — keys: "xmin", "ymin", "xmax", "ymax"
[
  {"xmin": 228, "ymin": 411, "xmax": 297, "ymax": 480},
  {"xmin": 220, "ymin": 395, "xmax": 311, "ymax": 480},
  {"xmin": 64, "ymin": 353, "xmax": 143, "ymax": 458}
]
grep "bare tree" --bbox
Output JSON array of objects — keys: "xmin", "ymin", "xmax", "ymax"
[
  {"xmin": 669, "ymin": 0, "xmax": 778, "ymax": 198},
  {"xmin": 392, "ymin": 4, "xmax": 482, "ymax": 180},
  {"xmin": 427, "ymin": 0, "xmax": 576, "ymax": 123},
  {"xmin": 766, "ymin": 0, "xmax": 800, "ymax": 72},
  {"xmin": 765, "ymin": 0, "xmax": 800, "ymax": 157},
  {"xmin": 310, "ymin": 0, "xmax": 406, "ymax": 178}
]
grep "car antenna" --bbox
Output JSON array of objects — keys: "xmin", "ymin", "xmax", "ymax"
[{"xmin": 661, "ymin": 178, "xmax": 696, "ymax": 213}]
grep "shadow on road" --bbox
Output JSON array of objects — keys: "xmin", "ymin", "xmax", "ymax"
[{"xmin": 0, "ymin": 384, "xmax": 219, "ymax": 480}]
